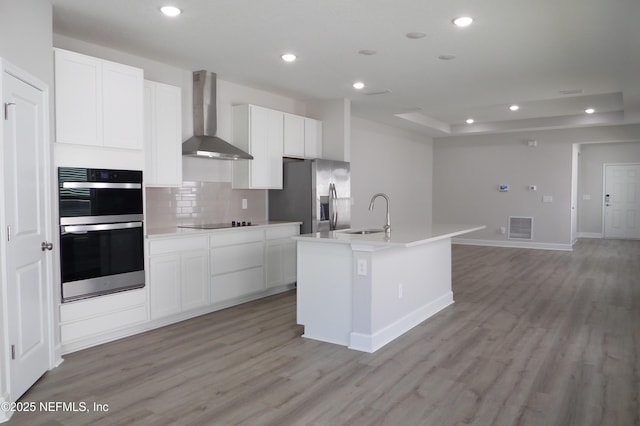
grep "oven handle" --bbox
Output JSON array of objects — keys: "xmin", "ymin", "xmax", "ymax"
[
  {"xmin": 62, "ymin": 182, "xmax": 141, "ymax": 189},
  {"xmin": 62, "ymin": 222, "xmax": 143, "ymax": 234}
]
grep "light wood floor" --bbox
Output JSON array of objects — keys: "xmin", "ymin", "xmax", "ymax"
[{"xmin": 9, "ymin": 239, "xmax": 640, "ymax": 426}]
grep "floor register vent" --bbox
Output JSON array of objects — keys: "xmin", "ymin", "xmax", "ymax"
[{"xmin": 508, "ymin": 216, "xmax": 533, "ymax": 240}]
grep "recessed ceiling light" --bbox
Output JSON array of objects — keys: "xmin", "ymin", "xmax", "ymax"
[
  {"xmin": 585, "ymin": 108, "xmax": 595, "ymax": 114},
  {"xmin": 452, "ymin": 16, "xmax": 473, "ymax": 27},
  {"xmin": 406, "ymin": 32, "xmax": 426, "ymax": 39},
  {"xmin": 281, "ymin": 53, "xmax": 297, "ymax": 63},
  {"xmin": 160, "ymin": 6, "xmax": 181, "ymax": 17},
  {"xmin": 509, "ymin": 105, "xmax": 520, "ymax": 111},
  {"xmin": 353, "ymin": 82, "xmax": 365, "ymax": 90},
  {"xmin": 358, "ymin": 49, "xmax": 377, "ymax": 56},
  {"xmin": 438, "ymin": 54, "xmax": 457, "ymax": 61},
  {"xmin": 466, "ymin": 118, "xmax": 474, "ymax": 124}
]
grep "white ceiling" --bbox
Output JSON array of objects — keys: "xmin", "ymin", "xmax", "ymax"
[{"xmin": 51, "ymin": 0, "xmax": 640, "ymax": 137}]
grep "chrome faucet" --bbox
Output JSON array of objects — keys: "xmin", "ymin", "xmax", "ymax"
[{"xmin": 369, "ymin": 193, "xmax": 391, "ymax": 236}]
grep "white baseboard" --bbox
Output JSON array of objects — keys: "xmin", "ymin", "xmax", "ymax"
[
  {"xmin": 452, "ymin": 238, "xmax": 573, "ymax": 251},
  {"xmin": 577, "ymin": 232, "xmax": 603, "ymax": 239},
  {"xmin": 349, "ymin": 292, "xmax": 454, "ymax": 353}
]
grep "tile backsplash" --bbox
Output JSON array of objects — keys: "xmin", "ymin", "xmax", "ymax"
[{"xmin": 145, "ymin": 181, "xmax": 266, "ymax": 229}]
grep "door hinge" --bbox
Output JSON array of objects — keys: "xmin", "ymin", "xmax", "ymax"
[
  {"xmin": 7, "ymin": 225, "xmax": 11, "ymax": 242},
  {"xmin": 4, "ymin": 102, "xmax": 16, "ymax": 120},
  {"xmin": 11, "ymin": 344, "xmax": 15, "ymax": 360}
]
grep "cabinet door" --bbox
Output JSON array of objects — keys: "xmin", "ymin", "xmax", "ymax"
[
  {"xmin": 149, "ymin": 255, "xmax": 181, "ymax": 319},
  {"xmin": 248, "ymin": 105, "xmax": 271, "ymax": 186},
  {"xmin": 248, "ymin": 106, "xmax": 283, "ymax": 188},
  {"xmin": 145, "ymin": 81, "xmax": 182, "ymax": 186},
  {"xmin": 304, "ymin": 118, "xmax": 322, "ymax": 159},
  {"xmin": 181, "ymin": 251, "xmax": 209, "ymax": 311},
  {"xmin": 54, "ymin": 49, "xmax": 103, "ymax": 146},
  {"xmin": 283, "ymin": 113, "xmax": 305, "ymax": 157},
  {"xmin": 282, "ymin": 240, "xmax": 297, "ymax": 284},
  {"xmin": 266, "ymin": 239, "xmax": 297, "ymax": 288},
  {"xmin": 233, "ymin": 104, "xmax": 284, "ymax": 189},
  {"xmin": 102, "ymin": 59, "xmax": 144, "ymax": 149},
  {"xmin": 266, "ymin": 108, "xmax": 284, "ymax": 188},
  {"xmin": 266, "ymin": 241, "xmax": 283, "ymax": 289}
]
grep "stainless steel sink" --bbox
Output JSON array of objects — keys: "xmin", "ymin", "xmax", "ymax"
[{"xmin": 343, "ymin": 229, "xmax": 384, "ymax": 235}]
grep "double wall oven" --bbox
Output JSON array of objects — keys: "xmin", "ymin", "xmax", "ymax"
[{"xmin": 58, "ymin": 167, "xmax": 144, "ymax": 302}]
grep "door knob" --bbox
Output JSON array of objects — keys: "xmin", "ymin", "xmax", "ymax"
[{"xmin": 41, "ymin": 241, "xmax": 53, "ymax": 251}]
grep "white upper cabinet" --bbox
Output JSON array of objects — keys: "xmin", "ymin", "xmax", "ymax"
[
  {"xmin": 144, "ymin": 80, "xmax": 182, "ymax": 186},
  {"xmin": 232, "ymin": 104, "xmax": 284, "ymax": 189},
  {"xmin": 283, "ymin": 113, "xmax": 305, "ymax": 157},
  {"xmin": 102, "ymin": 60, "xmax": 144, "ymax": 149},
  {"xmin": 283, "ymin": 112, "xmax": 322, "ymax": 159},
  {"xmin": 54, "ymin": 49, "xmax": 102, "ymax": 146},
  {"xmin": 54, "ymin": 48, "xmax": 143, "ymax": 150},
  {"xmin": 303, "ymin": 117, "xmax": 323, "ymax": 159}
]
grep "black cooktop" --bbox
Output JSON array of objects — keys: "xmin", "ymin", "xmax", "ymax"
[{"xmin": 177, "ymin": 221, "xmax": 254, "ymax": 230}]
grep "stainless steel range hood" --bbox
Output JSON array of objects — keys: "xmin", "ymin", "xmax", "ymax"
[{"xmin": 182, "ymin": 70, "xmax": 253, "ymax": 160}]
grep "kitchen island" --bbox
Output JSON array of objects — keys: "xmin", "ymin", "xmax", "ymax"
[{"xmin": 293, "ymin": 224, "xmax": 485, "ymax": 352}]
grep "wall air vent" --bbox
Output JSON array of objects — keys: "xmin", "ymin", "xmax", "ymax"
[{"xmin": 508, "ymin": 216, "xmax": 533, "ymax": 240}]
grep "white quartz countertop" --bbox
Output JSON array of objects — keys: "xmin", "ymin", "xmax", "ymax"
[
  {"xmin": 146, "ymin": 221, "xmax": 302, "ymax": 238},
  {"xmin": 293, "ymin": 224, "xmax": 486, "ymax": 248}
]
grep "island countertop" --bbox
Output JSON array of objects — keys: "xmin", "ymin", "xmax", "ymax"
[{"xmin": 293, "ymin": 224, "xmax": 485, "ymax": 248}]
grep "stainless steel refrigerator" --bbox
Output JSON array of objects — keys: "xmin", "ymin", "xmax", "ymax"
[{"xmin": 269, "ymin": 159, "xmax": 350, "ymax": 234}]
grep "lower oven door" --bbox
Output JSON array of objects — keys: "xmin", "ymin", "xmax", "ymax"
[{"xmin": 60, "ymin": 221, "xmax": 145, "ymax": 302}]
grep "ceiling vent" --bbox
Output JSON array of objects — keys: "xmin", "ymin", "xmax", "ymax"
[{"xmin": 508, "ymin": 216, "xmax": 533, "ymax": 240}]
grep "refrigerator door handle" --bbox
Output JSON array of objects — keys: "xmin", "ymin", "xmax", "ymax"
[{"xmin": 330, "ymin": 183, "xmax": 338, "ymax": 230}]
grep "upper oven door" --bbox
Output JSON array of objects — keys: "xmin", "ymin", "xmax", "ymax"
[{"xmin": 58, "ymin": 167, "xmax": 143, "ymax": 223}]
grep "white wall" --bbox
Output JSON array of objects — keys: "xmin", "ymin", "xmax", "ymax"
[
  {"xmin": 433, "ymin": 124, "xmax": 640, "ymax": 248},
  {"xmin": 0, "ymin": 0, "xmax": 53, "ymax": 86},
  {"xmin": 351, "ymin": 117, "xmax": 433, "ymax": 229},
  {"xmin": 578, "ymin": 141, "xmax": 640, "ymax": 236},
  {"xmin": 0, "ymin": 0, "xmax": 53, "ymax": 418}
]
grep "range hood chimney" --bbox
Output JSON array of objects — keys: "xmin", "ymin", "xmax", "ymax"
[{"xmin": 182, "ymin": 70, "xmax": 253, "ymax": 160}]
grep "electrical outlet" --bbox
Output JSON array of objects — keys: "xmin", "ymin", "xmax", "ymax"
[
  {"xmin": 398, "ymin": 283, "xmax": 403, "ymax": 298},
  {"xmin": 500, "ymin": 226, "xmax": 506, "ymax": 234},
  {"xmin": 242, "ymin": 198, "xmax": 247, "ymax": 209},
  {"xmin": 357, "ymin": 258, "xmax": 367, "ymax": 276}
]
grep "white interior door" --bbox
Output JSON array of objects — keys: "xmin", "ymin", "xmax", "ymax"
[
  {"xmin": 604, "ymin": 164, "xmax": 640, "ymax": 239},
  {"xmin": 3, "ymin": 68, "xmax": 52, "ymax": 400}
]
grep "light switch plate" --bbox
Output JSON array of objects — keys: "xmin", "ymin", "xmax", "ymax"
[{"xmin": 357, "ymin": 258, "xmax": 367, "ymax": 276}]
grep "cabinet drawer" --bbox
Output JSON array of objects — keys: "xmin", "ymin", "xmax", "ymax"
[
  {"xmin": 211, "ymin": 267, "xmax": 265, "ymax": 303},
  {"xmin": 148, "ymin": 235, "xmax": 209, "ymax": 255},
  {"xmin": 61, "ymin": 305, "xmax": 148, "ymax": 343},
  {"xmin": 60, "ymin": 288, "xmax": 147, "ymax": 323},
  {"xmin": 266, "ymin": 225, "xmax": 299, "ymax": 240},
  {"xmin": 211, "ymin": 241, "xmax": 264, "ymax": 275},
  {"xmin": 209, "ymin": 229, "xmax": 264, "ymax": 247}
]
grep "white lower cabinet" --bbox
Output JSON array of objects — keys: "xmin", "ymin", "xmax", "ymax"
[
  {"xmin": 59, "ymin": 288, "xmax": 148, "ymax": 353},
  {"xmin": 148, "ymin": 235, "xmax": 209, "ymax": 319},
  {"xmin": 266, "ymin": 225, "xmax": 299, "ymax": 288},
  {"xmin": 210, "ymin": 229, "xmax": 266, "ymax": 304},
  {"xmin": 60, "ymin": 224, "xmax": 300, "ymax": 353},
  {"xmin": 180, "ymin": 251, "xmax": 210, "ymax": 311}
]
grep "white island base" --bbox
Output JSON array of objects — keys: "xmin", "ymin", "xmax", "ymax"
[{"xmin": 294, "ymin": 225, "xmax": 484, "ymax": 353}]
